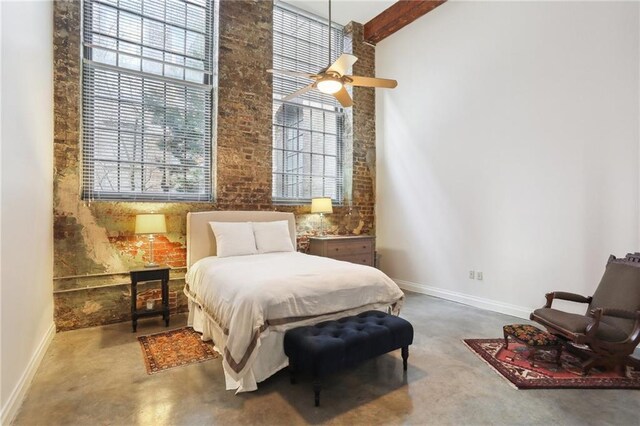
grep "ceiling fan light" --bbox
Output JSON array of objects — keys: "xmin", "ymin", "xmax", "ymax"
[{"xmin": 317, "ymin": 78, "xmax": 343, "ymax": 94}]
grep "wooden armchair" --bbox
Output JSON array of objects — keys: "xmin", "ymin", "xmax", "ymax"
[{"xmin": 530, "ymin": 254, "xmax": 640, "ymax": 374}]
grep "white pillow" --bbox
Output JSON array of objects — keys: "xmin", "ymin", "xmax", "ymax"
[
  {"xmin": 253, "ymin": 221, "xmax": 295, "ymax": 254},
  {"xmin": 209, "ymin": 222, "xmax": 258, "ymax": 258}
]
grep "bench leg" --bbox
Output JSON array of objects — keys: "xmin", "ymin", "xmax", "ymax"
[
  {"xmin": 402, "ymin": 346, "xmax": 409, "ymax": 371},
  {"xmin": 313, "ymin": 379, "xmax": 321, "ymax": 407}
]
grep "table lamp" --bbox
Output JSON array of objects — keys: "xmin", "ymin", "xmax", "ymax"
[
  {"xmin": 135, "ymin": 213, "xmax": 167, "ymax": 267},
  {"xmin": 311, "ymin": 197, "xmax": 333, "ymax": 236}
]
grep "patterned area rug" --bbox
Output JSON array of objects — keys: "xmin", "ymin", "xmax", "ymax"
[
  {"xmin": 138, "ymin": 327, "xmax": 219, "ymax": 374},
  {"xmin": 464, "ymin": 339, "xmax": 640, "ymax": 389}
]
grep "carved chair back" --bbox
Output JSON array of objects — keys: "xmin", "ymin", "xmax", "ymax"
[{"xmin": 592, "ymin": 256, "xmax": 640, "ymax": 334}]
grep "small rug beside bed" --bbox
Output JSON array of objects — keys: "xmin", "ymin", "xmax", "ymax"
[
  {"xmin": 464, "ymin": 339, "xmax": 640, "ymax": 389},
  {"xmin": 138, "ymin": 327, "xmax": 219, "ymax": 374}
]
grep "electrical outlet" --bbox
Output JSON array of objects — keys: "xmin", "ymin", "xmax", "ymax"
[
  {"xmin": 469, "ymin": 270, "xmax": 475, "ymax": 279},
  {"xmin": 477, "ymin": 271, "xmax": 483, "ymax": 280}
]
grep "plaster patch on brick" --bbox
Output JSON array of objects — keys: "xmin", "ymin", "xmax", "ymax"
[
  {"xmin": 81, "ymin": 300, "xmax": 102, "ymax": 315},
  {"xmin": 56, "ymin": 173, "xmax": 126, "ymax": 274}
]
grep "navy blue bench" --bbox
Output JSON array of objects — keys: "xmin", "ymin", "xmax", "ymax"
[{"xmin": 284, "ymin": 310, "xmax": 414, "ymax": 406}]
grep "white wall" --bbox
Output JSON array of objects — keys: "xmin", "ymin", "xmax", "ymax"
[
  {"xmin": 0, "ymin": 1, "xmax": 55, "ymax": 423},
  {"xmin": 376, "ymin": 1, "xmax": 640, "ymax": 318}
]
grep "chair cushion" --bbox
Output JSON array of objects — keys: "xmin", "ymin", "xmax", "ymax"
[
  {"xmin": 284, "ymin": 311, "xmax": 414, "ymax": 377},
  {"xmin": 503, "ymin": 324, "xmax": 559, "ymax": 346},
  {"xmin": 591, "ymin": 262, "xmax": 640, "ymax": 334},
  {"xmin": 533, "ymin": 308, "xmax": 629, "ymax": 342}
]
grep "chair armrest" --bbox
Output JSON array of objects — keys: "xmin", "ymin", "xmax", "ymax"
[
  {"xmin": 586, "ymin": 309, "xmax": 640, "ymax": 347},
  {"xmin": 544, "ymin": 292, "xmax": 592, "ymax": 308},
  {"xmin": 589, "ymin": 308, "xmax": 638, "ymax": 320}
]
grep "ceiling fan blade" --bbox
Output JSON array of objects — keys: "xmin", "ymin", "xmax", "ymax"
[
  {"xmin": 327, "ymin": 54, "xmax": 358, "ymax": 76},
  {"xmin": 345, "ymin": 75, "xmax": 398, "ymax": 89},
  {"xmin": 268, "ymin": 69, "xmax": 316, "ymax": 80},
  {"xmin": 282, "ymin": 83, "xmax": 315, "ymax": 102},
  {"xmin": 333, "ymin": 86, "xmax": 353, "ymax": 108}
]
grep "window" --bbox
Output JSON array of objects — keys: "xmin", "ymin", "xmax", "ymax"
[
  {"xmin": 82, "ymin": 0, "xmax": 215, "ymax": 201},
  {"xmin": 272, "ymin": 3, "xmax": 345, "ymax": 204}
]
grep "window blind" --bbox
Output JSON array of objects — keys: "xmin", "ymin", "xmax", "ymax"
[
  {"xmin": 272, "ymin": 3, "xmax": 345, "ymax": 204},
  {"xmin": 82, "ymin": 0, "xmax": 215, "ymax": 201}
]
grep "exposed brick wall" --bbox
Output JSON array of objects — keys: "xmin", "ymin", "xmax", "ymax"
[
  {"xmin": 109, "ymin": 235, "xmax": 187, "ymax": 269},
  {"xmin": 52, "ymin": 0, "xmax": 377, "ymax": 331},
  {"xmin": 136, "ymin": 288, "xmax": 179, "ymax": 315},
  {"xmin": 54, "ymin": 277, "xmax": 188, "ymax": 331},
  {"xmin": 216, "ymin": 0, "xmax": 273, "ymax": 209},
  {"xmin": 345, "ymin": 22, "xmax": 377, "ymax": 234}
]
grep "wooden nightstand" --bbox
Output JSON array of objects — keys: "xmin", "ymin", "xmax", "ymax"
[
  {"xmin": 308, "ymin": 235, "xmax": 375, "ymax": 267},
  {"xmin": 130, "ymin": 265, "xmax": 170, "ymax": 332}
]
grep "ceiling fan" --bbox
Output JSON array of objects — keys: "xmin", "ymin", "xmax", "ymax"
[{"xmin": 268, "ymin": 0, "xmax": 397, "ymax": 108}]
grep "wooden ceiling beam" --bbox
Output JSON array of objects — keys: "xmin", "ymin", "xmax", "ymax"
[{"xmin": 364, "ymin": 0, "xmax": 447, "ymax": 45}]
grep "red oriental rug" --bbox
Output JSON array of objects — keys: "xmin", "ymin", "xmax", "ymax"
[
  {"xmin": 463, "ymin": 339, "xmax": 640, "ymax": 389},
  {"xmin": 138, "ymin": 327, "xmax": 219, "ymax": 374}
]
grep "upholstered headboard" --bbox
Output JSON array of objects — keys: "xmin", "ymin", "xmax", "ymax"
[{"xmin": 186, "ymin": 211, "xmax": 296, "ymax": 268}]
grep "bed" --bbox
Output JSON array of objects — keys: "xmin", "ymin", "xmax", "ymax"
[{"xmin": 184, "ymin": 211, "xmax": 405, "ymax": 392}]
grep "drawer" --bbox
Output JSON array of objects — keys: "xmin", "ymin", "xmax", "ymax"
[
  {"xmin": 332, "ymin": 254, "xmax": 373, "ymax": 267},
  {"xmin": 325, "ymin": 239, "xmax": 373, "ymax": 256},
  {"xmin": 130, "ymin": 269, "xmax": 169, "ymax": 282}
]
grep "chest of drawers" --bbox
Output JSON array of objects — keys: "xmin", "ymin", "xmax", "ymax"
[{"xmin": 308, "ymin": 235, "xmax": 375, "ymax": 267}]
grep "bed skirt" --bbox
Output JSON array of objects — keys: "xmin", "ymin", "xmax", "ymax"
[{"xmin": 187, "ymin": 298, "xmax": 289, "ymax": 393}]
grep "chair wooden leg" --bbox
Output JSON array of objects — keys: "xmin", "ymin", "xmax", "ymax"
[
  {"xmin": 579, "ymin": 351, "xmax": 629, "ymax": 376},
  {"xmin": 614, "ymin": 363, "xmax": 626, "ymax": 377},
  {"xmin": 555, "ymin": 346, "xmax": 562, "ymax": 366},
  {"xmin": 581, "ymin": 357, "xmax": 597, "ymax": 376}
]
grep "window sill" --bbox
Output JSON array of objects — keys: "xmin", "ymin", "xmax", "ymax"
[{"xmin": 272, "ymin": 199, "xmax": 343, "ymax": 207}]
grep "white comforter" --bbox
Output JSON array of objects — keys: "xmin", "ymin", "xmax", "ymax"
[{"xmin": 185, "ymin": 252, "xmax": 404, "ymax": 385}]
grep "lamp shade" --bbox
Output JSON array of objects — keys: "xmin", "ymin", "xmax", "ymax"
[
  {"xmin": 135, "ymin": 214, "xmax": 167, "ymax": 235},
  {"xmin": 311, "ymin": 197, "xmax": 333, "ymax": 214}
]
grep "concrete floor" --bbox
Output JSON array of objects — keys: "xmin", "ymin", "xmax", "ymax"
[{"xmin": 14, "ymin": 292, "xmax": 640, "ymax": 425}]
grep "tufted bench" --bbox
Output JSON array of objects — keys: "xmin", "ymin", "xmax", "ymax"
[{"xmin": 284, "ymin": 310, "xmax": 414, "ymax": 406}]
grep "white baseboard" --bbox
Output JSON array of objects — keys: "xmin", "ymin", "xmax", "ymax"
[
  {"xmin": 394, "ymin": 278, "xmax": 532, "ymax": 320},
  {"xmin": 1, "ymin": 322, "xmax": 56, "ymax": 426}
]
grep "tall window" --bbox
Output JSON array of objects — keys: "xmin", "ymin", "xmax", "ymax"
[
  {"xmin": 82, "ymin": 0, "xmax": 215, "ymax": 201},
  {"xmin": 272, "ymin": 3, "xmax": 345, "ymax": 204}
]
